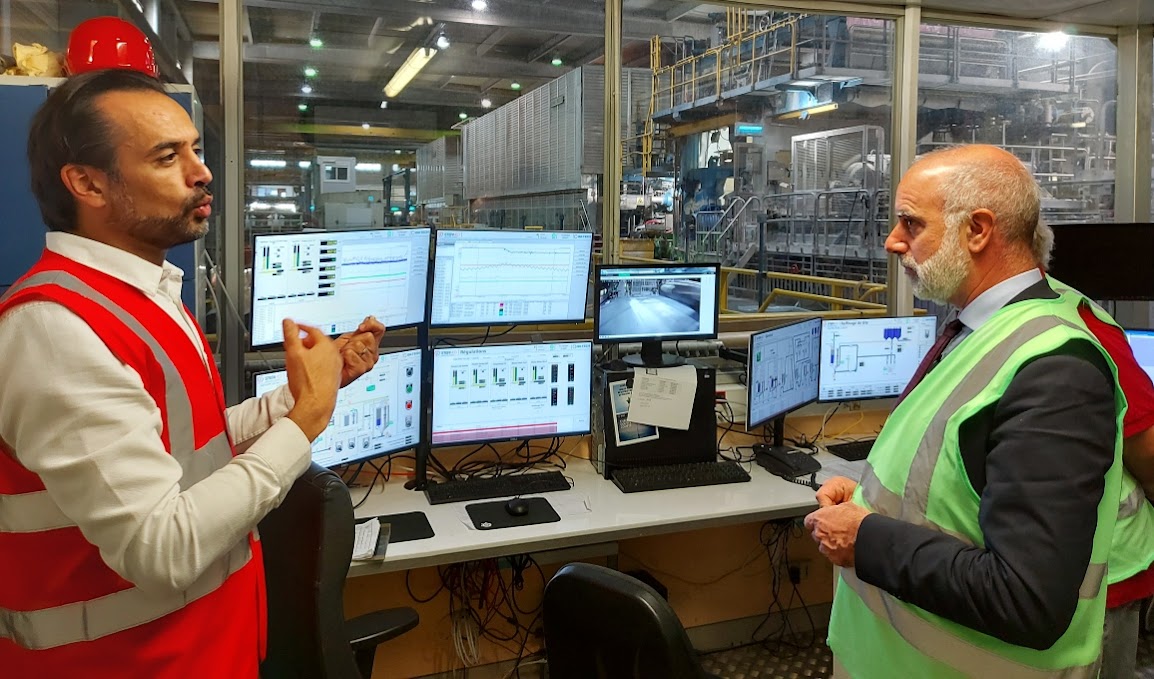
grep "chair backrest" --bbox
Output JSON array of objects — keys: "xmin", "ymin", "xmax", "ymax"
[
  {"xmin": 259, "ymin": 463, "xmax": 362, "ymax": 679},
  {"xmin": 542, "ymin": 563, "xmax": 711, "ymax": 679}
]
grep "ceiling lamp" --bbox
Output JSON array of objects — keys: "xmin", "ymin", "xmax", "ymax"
[{"xmin": 384, "ymin": 47, "xmax": 437, "ymax": 98}]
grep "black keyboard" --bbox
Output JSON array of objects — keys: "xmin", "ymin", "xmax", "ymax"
[
  {"xmin": 424, "ymin": 471, "xmax": 571, "ymax": 505},
  {"xmin": 826, "ymin": 439, "xmax": 875, "ymax": 462},
  {"xmin": 611, "ymin": 460, "xmax": 751, "ymax": 494}
]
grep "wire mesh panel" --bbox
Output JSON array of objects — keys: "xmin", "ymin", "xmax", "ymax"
[
  {"xmin": 416, "ymin": 137, "xmax": 463, "ymax": 207},
  {"xmin": 581, "ymin": 66, "xmax": 654, "ymax": 174},
  {"xmin": 791, "ymin": 125, "xmax": 887, "ymax": 194},
  {"xmin": 464, "ymin": 69, "xmax": 583, "ymax": 199}
]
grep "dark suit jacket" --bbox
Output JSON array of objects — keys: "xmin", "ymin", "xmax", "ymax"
[{"xmin": 855, "ymin": 280, "xmax": 1117, "ymax": 650}]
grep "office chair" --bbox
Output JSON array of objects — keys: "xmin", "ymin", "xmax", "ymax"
[
  {"xmin": 542, "ymin": 563, "xmax": 721, "ymax": 679},
  {"xmin": 259, "ymin": 463, "xmax": 419, "ymax": 679}
]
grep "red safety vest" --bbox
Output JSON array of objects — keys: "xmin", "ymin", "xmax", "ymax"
[{"xmin": 0, "ymin": 250, "xmax": 266, "ymax": 678}]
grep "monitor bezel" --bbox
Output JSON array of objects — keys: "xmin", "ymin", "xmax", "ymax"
[
  {"xmin": 428, "ymin": 228, "xmax": 594, "ymax": 329},
  {"xmin": 816, "ymin": 315, "xmax": 938, "ymax": 403},
  {"xmin": 429, "ymin": 340, "xmax": 594, "ymax": 448},
  {"xmin": 745, "ymin": 317, "xmax": 823, "ymax": 431},
  {"xmin": 593, "ymin": 262, "xmax": 722, "ymax": 344},
  {"xmin": 249, "ymin": 227, "xmax": 432, "ymax": 349},
  {"xmin": 252, "ymin": 345, "xmax": 426, "ymax": 467}
]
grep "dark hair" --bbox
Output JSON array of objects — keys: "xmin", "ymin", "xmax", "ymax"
[{"xmin": 27, "ymin": 68, "xmax": 168, "ymax": 232}]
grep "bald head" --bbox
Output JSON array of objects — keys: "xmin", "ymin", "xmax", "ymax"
[{"xmin": 910, "ymin": 144, "xmax": 1051, "ymax": 267}]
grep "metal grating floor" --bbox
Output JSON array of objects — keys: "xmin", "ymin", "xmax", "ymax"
[{"xmin": 703, "ymin": 633, "xmax": 1154, "ymax": 679}]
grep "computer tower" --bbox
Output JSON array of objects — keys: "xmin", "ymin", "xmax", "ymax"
[{"xmin": 591, "ymin": 361, "xmax": 717, "ymax": 478}]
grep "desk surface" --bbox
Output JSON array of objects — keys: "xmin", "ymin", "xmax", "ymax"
[{"xmin": 350, "ymin": 458, "xmax": 824, "ymax": 577}]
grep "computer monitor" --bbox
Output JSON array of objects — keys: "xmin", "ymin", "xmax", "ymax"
[
  {"xmin": 818, "ymin": 316, "xmax": 938, "ymax": 402},
  {"xmin": 254, "ymin": 348, "xmax": 423, "ymax": 468},
  {"xmin": 250, "ymin": 228, "xmax": 431, "ymax": 347},
  {"xmin": 594, "ymin": 263, "xmax": 721, "ymax": 367},
  {"xmin": 430, "ymin": 229, "xmax": 593, "ymax": 327},
  {"xmin": 1125, "ymin": 329, "xmax": 1154, "ymax": 383},
  {"xmin": 747, "ymin": 318, "xmax": 822, "ymax": 441},
  {"xmin": 431, "ymin": 341, "xmax": 592, "ymax": 446},
  {"xmin": 1048, "ymin": 223, "xmax": 1154, "ymax": 300}
]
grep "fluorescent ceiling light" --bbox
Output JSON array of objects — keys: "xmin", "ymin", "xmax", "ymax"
[
  {"xmin": 380, "ymin": 100, "xmax": 388, "ymax": 109},
  {"xmin": 249, "ymin": 159, "xmax": 287, "ymax": 168},
  {"xmin": 471, "ymin": 0, "xmax": 487, "ymax": 9},
  {"xmin": 362, "ymin": 123, "xmax": 371, "ymax": 130},
  {"xmin": 481, "ymin": 97, "xmax": 492, "ymax": 108},
  {"xmin": 436, "ymin": 34, "xmax": 450, "ymax": 49},
  {"xmin": 392, "ymin": 164, "xmax": 400, "ymax": 172},
  {"xmin": 298, "ymin": 161, "xmax": 312, "ymax": 169},
  {"xmin": 309, "ymin": 37, "xmax": 323, "ymax": 48},
  {"xmin": 384, "ymin": 47, "xmax": 437, "ymax": 98},
  {"xmin": 300, "ymin": 84, "xmax": 312, "ymax": 94},
  {"xmin": 776, "ymin": 102, "xmax": 839, "ymax": 120},
  {"xmin": 355, "ymin": 162, "xmax": 382, "ymax": 172}
]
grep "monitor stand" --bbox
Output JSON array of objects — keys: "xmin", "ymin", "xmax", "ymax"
[
  {"xmin": 755, "ymin": 416, "xmax": 794, "ymax": 457},
  {"xmin": 622, "ymin": 340, "xmax": 685, "ymax": 368}
]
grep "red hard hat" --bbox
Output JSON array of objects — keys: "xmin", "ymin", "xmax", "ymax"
[{"xmin": 66, "ymin": 17, "xmax": 158, "ymax": 78}]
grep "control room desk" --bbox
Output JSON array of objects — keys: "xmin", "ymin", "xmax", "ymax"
[{"xmin": 348, "ymin": 459, "xmax": 823, "ymax": 578}]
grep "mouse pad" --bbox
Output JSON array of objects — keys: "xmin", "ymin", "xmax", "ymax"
[
  {"xmin": 465, "ymin": 497, "xmax": 560, "ymax": 530},
  {"xmin": 359, "ymin": 511, "xmax": 435, "ymax": 543}
]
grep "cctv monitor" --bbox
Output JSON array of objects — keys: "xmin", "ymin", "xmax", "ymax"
[
  {"xmin": 747, "ymin": 318, "xmax": 822, "ymax": 436},
  {"xmin": 431, "ymin": 341, "xmax": 592, "ymax": 446},
  {"xmin": 594, "ymin": 263, "xmax": 721, "ymax": 367},
  {"xmin": 254, "ymin": 348, "xmax": 423, "ymax": 467},
  {"xmin": 430, "ymin": 229, "xmax": 593, "ymax": 327},
  {"xmin": 1125, "ymin": 329, "xmax": 1154, "ymax": 383},
  {"xmin": 818, "ymin": 316, "xmax": 938, "ymax": 402},
  {"xmin": 1048, "ymin": 223, "xmax": 1154, "ymax": 301},
  {"xmin": 250, "ymin": 227, "xmax": 430, "ymax": 347}
]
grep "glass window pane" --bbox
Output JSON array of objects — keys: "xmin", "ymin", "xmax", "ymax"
[
  {"xmin": 634, "ymin": 5, "xmax": 895, "ymax": 312},
  {"xmin": 917, "ymin": 25, "xmax": 1118, "ymax": 224}
]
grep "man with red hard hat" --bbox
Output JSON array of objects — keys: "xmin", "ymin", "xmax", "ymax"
[{"xmin": 0, "ymin": 48, "xmax": 384, "ymax": 679}]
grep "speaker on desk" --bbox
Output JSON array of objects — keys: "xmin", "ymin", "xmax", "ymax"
[{"xmin": 591, "ymin": 362, "xmax": 717, "ymax": 478}]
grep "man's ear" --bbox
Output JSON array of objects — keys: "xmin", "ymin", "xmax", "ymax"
[
  {"xmin": 60, "ymin": 164, "xmax": 111, "ymax": 210},
  {"xmin": 966, "ymin": 208, "xmax": 995, "ymax": 254}
]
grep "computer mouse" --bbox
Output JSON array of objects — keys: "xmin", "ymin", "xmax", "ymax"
[{"xmin": 504, "ymin": 498, "xmax": 530, "ymax": 517}]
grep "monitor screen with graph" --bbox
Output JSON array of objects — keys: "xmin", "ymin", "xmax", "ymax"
[
  {"xmin": 431, "ymin": 341, "xmax": 592, "ymax": 446},
  {"xmin": 818, "ymin": 316, "xmax": 938, "ymax": 402},
  {"xmin": 429, "ymin": 229, "xmax": 593, "ymax": 327},
  {"xmin": 1125, "ymin": 329, "xmax": 1154, "ymax": 383},
  {"xmin": 254, "ymin": 348, "xmax": 423, "ymax": 467},
  {"xmin": 746, "ymin": 318, "xmax": 822, "ymax": 430},
  {"xmin": 250, "ymin": 228, "xmax": 430, "ymax": 347}
]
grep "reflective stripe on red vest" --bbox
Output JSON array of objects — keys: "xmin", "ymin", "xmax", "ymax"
[{"xmin": 0, "ymin": 251, "xmax": 265, "ymax": 678}]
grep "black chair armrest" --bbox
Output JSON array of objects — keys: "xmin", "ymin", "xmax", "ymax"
[{"xmin": 346, "ymin": 607, "xmax": 420, "ymax": 652}]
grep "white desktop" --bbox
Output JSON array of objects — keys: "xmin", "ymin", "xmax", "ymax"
[
  {"xmin": 431, "ymin": 341, "xmax": 593, "ymax": 446},
  {"xmin": 250, "ymin": 228, "xmax": 430, "ymax": 346},
  {"xmin": 430, "ymin": 230, "xmax": 592, "ymax": 327},
  {"xmin": 818, "ymin": 316, "xmax": 938, "ymax": 401},
  {"xmin": 255, "ymin": 348, "xmax": 423, "ymax": 467},
  {"xmin": 1126, "ymin": 329, "xmax": 1154, "ymax": 382},
  {"xmin": 747, "ymin": 318, "xmax": 822, "ymax": 429}
]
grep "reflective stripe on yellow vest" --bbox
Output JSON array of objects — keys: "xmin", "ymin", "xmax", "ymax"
[{"xmin": 828, "ymin": 293, "xmax": 1124, "ymax": 679}]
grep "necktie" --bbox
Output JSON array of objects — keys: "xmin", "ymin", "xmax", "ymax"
[{"xmin": 894, "ymin": 318, "xmax": 965, "ymax": 407}]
